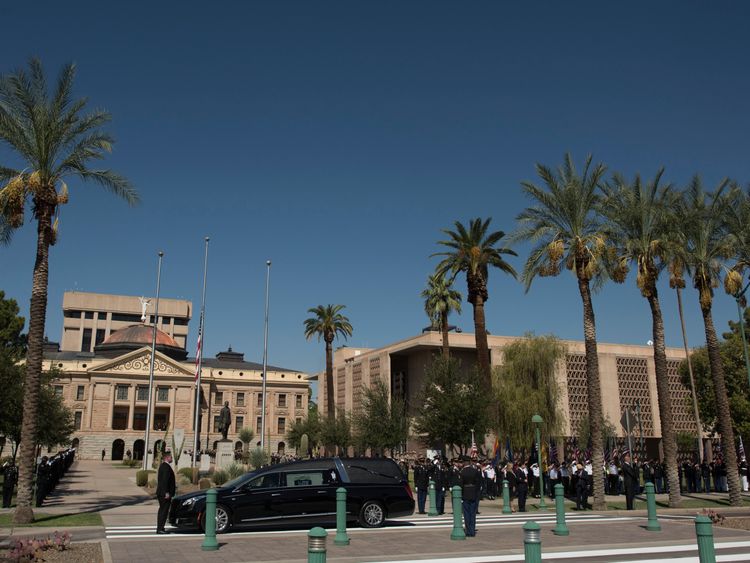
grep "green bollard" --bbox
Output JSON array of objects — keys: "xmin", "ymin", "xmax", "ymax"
[
  {"xmin": 523, "ymin": 520, "xmax": 542, "ymax": 563},
  {"xmin": 695, "ymin": 515, "xmax": 716, "ymax": 563},
  {"xmin": 428, "ymin": 479, "xmax": 438, "ymax": 516},
  {"xmin": 645, "ymin": 482, "xmax": 661, "ymax": 532},
  {"xmin": 450, "ymin": 485, "xmax": 466, "ymax": 541},
  {"xmin": 308, "ymin": 527, "xmax": 328, "ymax": 563},
  {"xmin": 334, "ymin": 487, "xmax": 350, "ymax": 546},
  {"xmin": 502, "ymin": 479, "xmax": 512, "ymax": 515},
  {"xmin": 552, "ymin": 483, "xmax": 569, "ymax": 536},
  {"xmin": 201, "ymin": 488, "xmax": 219, "ymax": 551}
]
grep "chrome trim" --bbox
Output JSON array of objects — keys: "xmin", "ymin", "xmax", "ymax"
[{"xmin": 240, "ymin": 512, "xmax": 335, "ymax": 523}]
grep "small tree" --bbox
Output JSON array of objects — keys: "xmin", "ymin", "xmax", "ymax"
[
  {"xmin": 249, "ymin": 447, "xmax": 269, "ymax": 469},
  {"xmin": 413, "ymin": 357, "xmax": 490, "ymax": 455},
  {"xmin": 576, "ymin": 416, "xmax": 617, "ymax": 453},
  {"xmin": 352, "ymin": 380, "xmax": 409, "ymax": 456},
  {"xmin": 239, "ymin": 427, "xmax": 255, "ymax": 455},
  {"xmin": 286, "ymin": 404, "xmax": 321, "ymax": 456},
  {"xmin": 320, "ymin": 409, "xmax": 352, "ymax": 455}
]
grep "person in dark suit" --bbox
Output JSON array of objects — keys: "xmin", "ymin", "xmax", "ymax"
[
  {"xmin": 2, "ymin": 460, "xmax": 17, "ymax": 508},
  {"xmin": 459, "ymin": 456, "xmax": 481, "ymax": 537},
  {"xmin": 413, "ymin": 457, "xmax": 429, "ymax": 514},
  {"xmin": 514, "ymin": 462, "xmax": 528, "ymax": 512},
  {"xmin": 621, "ymin": 451, "xmax": 639, "ymax": 510},
  {"xmin": 156, "ymin": 451, "xmax": 176, "ymax": 534}
]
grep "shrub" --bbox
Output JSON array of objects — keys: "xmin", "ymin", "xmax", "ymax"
[
  {"xmin": 178, "ymin": 467, "xmax": 195, "ymax": 480},
  {"xmin": 9, "ymin": 531, "xmax": 71, "ymax": 561},
  {"xmin": 136, "ymin": 470, "xmax": 151, "ymax": 487},
  {"xmin": 199, "ymin": 478, "xmax": 212, "ymax": 490},
  {"xmin": 701, "ymin": 508, "xmax": 726, "ymax": 525},
  {"xmin": 249, "ymin": 447, "xmax": 269, "ymax": 470},
  {"xmin": 212, "ymin": 469, "xmax": 229, "ymax": 486},
  {"xmin": 121, "ymin": 459, "xmax": 139, "ymax": 467},
  {"xmin": 147, "ymin": 477, "xmax": 157, "ymax": 488},
  {"xmin": 226, "ymin": 462, "xmax": 246, "ymax": 480}
]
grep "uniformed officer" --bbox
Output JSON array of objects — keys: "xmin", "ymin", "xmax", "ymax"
[
  {"xmin": 2, "ymin": 460, "xmax": 18, "ymax": 508},
  {"xmin": 35, "ymin": 457, "xmax": 50, "ymax": 507},
  {"xmin": 413, "ymin": 457, "xmax": 429, "ymax": 514}
]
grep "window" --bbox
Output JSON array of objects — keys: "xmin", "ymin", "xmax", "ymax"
[
  {"xmin": 157, "ymin": 387, "xmax": 169, "ymax": 402},
  {"xmin": 286, "ymin": 471, "xmax": 326, "ymax": 487},
  {"xmin": 173, "ymin": 317, "xmax": 189, "ymax": 326},
  {"xmin": 214, "ymin": 391, "xmax": 223, "ymax": 406},
  {"xmin": 257, "ymin": 393, "xmax": 263, "ymax": 408},
  {"xmin": 63, "ymin": 309, "xmax": 82, "ymax": 319},
  {"xmin": 95, "ymin": 328, "xmax": 106, "ymax": 346},
  {"xmin": 278, "ymin": 394, "xmax": 287, "ymax": 408},
  {"xmin": 116, "ymin": 385, "xmax": 129, "ymax": 401},
  {"xmin": 53, "ymin": 385, "xmax": 63, "ymax": 398},
  {"xmin": 161, "ymin": 316, "xmax": 171, "ymax": 325},
  {"xmin": 84, "ymin": 311, "xmax": 94, "ymax": 319},
  {"xmin": 247, "ymin": 473, "xmax": 280, "ymax": 489},
  {"xmin": 76, "ymin": 385, "xmax": 85, "ymax": 401},
  {"xmin": 153, "ymin": 411, "xmax": 168, "ymax": 431},
  {"xmin": 256, "ymin": 416, "xmax": 262, "ymax": 434},
  {"xmin": 98, "ymin": 311, "xmax": 107, "ymax": 320},
  {"xmin": 112, "ymin": 408, "xmax": 128, "ymax": 430},
  {"xmin": 296, "ymin": 417, "xmax": 302, "ymax": 426},
  {"xmin": 137, "ymin": 386, "xmax": 149, "ymax": 401},
  {"xmin": 277, "ymin": 417, "xmax": 286, "ymax": 434},
  {"xmin": 133, "ymin": 411, "xmax": 146, "ymax": 430},
  {"xmin": 81, "ymin": 328, "xmax": 92, "ymax": 352},
  {"xmin": 74, "ymin": 411, "xmax": 82, "ymax": 430},
  {"xmin": 111, "ymin": 313, "xmax": 142, "ymax": 323},
  {"xmin": 236, "ymin": 392, "xmax": 245, "ymax": 407},
  {"xmin": 295, "ymin": 394, "xmax": 303, "ymax": 409},
  {"xmin": 236, "ymin": 416, "xmax": 244, "ymax": 430},
  {"xmin": 214, "ymin": 415, "xmax": 222, "ymax": 433}
]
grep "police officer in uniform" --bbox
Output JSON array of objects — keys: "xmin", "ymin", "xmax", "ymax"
[
  {"xmin": 413, "ymin": 457, "xmax": 429, "ymax": 514},
  {"xmin": 2, "ymin": 459, "xmax": 18, "ymax": 508},
  {"xmin": 35, "ymin": 456, "xmax": 49, "ymax": 507}
]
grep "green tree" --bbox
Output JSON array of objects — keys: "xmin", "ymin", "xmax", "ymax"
[
  {"xmin": 433, "ymin": 218, "xmax": 516, "ymax": 390},
  {"xmin": 680, "ymin": 310, "xmax": 750, "ymax": 443},
  {"xmin": 239, "ymin": 427, "xmax": 255, "ymax": 456},
  {"xmin": 576, "ymin": 416, "xmax": 617, "ymax": 451},
  {"xmin": 319, "ymin": 408, "xmax": 352, "ymax": 455},
  {"xmin": 303, "ymin": 305, "xmax": 353, "ymax": 422},
  {"xmin": 286, "ymin": 403, "xmax": 322, "ymax": 456},
  {"xmin": 601, "ymin": 170, "xmax": 682, "ymax": 507},
  {"xmin": 512, "ymin": 153, "xmax": 609, "ymax": 510},
  {"xmin": 352, "ymin": 380, "xmax": 409, "ymax": 456},
  {"xmin": 413, "ymin": 357, "xmax": 490, "ymax": 455},
  {"xmin": 672, "ymin": 177, "xmax": 742, "ymax": 506},
  {"xmin": 421, "ymin": 272, "xmax": 462, "ymax": 359},
  {"xmin": 493, "ymin": 334, "xmax": 566, "ymax": 448},
  {"xmin": 0, "ymin": 60, "xmax": 137, "ymax": 524}
]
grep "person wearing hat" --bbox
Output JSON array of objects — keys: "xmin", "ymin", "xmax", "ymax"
[
  {"xmin": 459, "ymin": 456, "xmax": 481, "ymax": 537},
  {"xmin": 413, "ymin": 456, "xmax": 429, "ymax": 514},
  {"xmin": 574, "ymin": 463, "xmax": 589, "ymax": 510},
  {"xmin": 621, "ymin": 451, "xmax": 638, "ymax": 510},
  {"xmin": 156, "ymin": 451, "xmax": 176, "ymax": 534}
]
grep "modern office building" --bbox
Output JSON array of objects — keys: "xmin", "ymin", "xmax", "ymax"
[
  {"xmin": 61, "ymin": 291, "xmax": 192, "ymax": 352},
  {"xmin": 315, "ymin": 330, "xmax": 697, "ymax": 458}
]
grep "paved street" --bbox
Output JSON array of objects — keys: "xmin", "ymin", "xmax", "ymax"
[{"xmin": 3, "ymin": 460, "xmax": 750, "ymax": 563}]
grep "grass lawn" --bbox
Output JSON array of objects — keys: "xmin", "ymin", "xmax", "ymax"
[{"xmin": 0, "ymin": 512, "xmax": 103, "ymax": 527}]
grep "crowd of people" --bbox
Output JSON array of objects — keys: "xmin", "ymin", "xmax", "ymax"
[{"xmin": 1, "ymin": 447, "xmax": 76, "ymax": 509}]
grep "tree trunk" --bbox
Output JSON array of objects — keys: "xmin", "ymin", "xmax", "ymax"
[
  {"xmin": 471, "ymin": 294, "xmax": 492, "ymax": 391},
  {"xmin": 700, "ymin": 300, "xmax": 742, "ymax": 506},
  {"xmin": 647, "ymin": 290, "xmax": 682, "ymax": 507},
  {"xmin": 675, "ymin": 287, "xmax": 704, "ymax": 462},
  {"xmin": 576, "ymin": 276, "xmax": 606, "ymax": 511},
  {"xmin": 13, "ymin": 205, "xmax": 53, "ymax": 524},
  {"xmin": 324, "ymin": 338, "xmax": 335, "ymax": 456},
  {"xmin": 441, "ymin": 310, "xmax": 450, "ymax": 360}
]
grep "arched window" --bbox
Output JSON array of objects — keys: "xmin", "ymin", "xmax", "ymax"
[{"xmin": 112, "ymin": 439, "xmax": 125, "ymax": 461}]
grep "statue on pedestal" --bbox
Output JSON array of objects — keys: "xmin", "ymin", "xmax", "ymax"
[{"xmin": 218, "ymin": 401, "xmax": 231, "ymax": 441}]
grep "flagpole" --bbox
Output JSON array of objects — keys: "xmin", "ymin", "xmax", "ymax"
[
  {"xmin": 142, "ymin": 251, "xmax": 163, "ymax": 471},
  {"xmin": 192, "ymin": 237, "xmax": 210, "ymax": 471},
  {"xmin": 260, "ymin": 260, "xmax": 271, "ymax": 452}
]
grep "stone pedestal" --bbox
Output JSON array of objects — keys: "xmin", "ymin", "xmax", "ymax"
[
  {"xmin": 177, "ymin": 453, "xmax": 191, "ymax": 471},
  {"xmin": 200, "ymin": 454, "xmax": 211, "ymax": 472},
  {"xmin": 216, "ymin": 440, "xmax": 234, "ymax": 470}
]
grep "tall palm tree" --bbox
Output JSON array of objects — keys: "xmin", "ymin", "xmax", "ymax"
[
  {"xmin": 433, "ymin": 218, "xmax": 516, "ymax": 390},
  {"xmin": 421, "ymin": 272, "xmax": 462, "ymax": 359},
  {"xmin": 303, "ymin": 304, "xmax": 353, "ymax": 421},
  {"xmin": 672, "ymin": 177, "xmax": 742, "ymax": 506},
  {"xmin": 601, "ymin": 169, "xmax": 682, "ymax": 507},
  {"xmin": 512, "ymin": 153, "xmax": 608, "ymax": 510},
  {"xmin": 0, "ymin": 59, "xmax": 137, "ymax": 524}
]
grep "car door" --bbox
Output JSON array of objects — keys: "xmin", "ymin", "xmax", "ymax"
[
  {"xmin": 230, "ymin": 472, "xmax": 284, "ymax": 525},
  {"xmin": 279, "ymin": 468, "xmax": 339, "ymax": 522}
]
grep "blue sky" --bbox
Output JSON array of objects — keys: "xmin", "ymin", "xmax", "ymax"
[{"xmin": 2, "ymin": 1, "xmax": 749, "ymax": 375}]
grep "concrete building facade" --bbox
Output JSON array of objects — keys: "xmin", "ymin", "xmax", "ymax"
[{"xmin": 316, "ymin": 331, "xmax": 697, "ymax": 457}]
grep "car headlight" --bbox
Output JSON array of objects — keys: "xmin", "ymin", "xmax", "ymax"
[{"xmin": 182, "ymin": 497, "xmax": 200, "ymax": 507}]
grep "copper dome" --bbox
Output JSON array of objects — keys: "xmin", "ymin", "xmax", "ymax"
[{"xmin": 95, "ymin": 324, "xmax": 187, "ymax": 360}]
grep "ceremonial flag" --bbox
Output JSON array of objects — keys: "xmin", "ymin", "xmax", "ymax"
[
  {"xmin": 492, "ymin": 437, "xmax": 501, "ymax": 464},
  {"xmin": 550, "ymin": 438, "xmax": 558, "ymax": 463},
  {"xmin": 740, "ymin": 435, "xmax": 746, "ymax": 459},
  {"xmin": 529, "ymin": 440, "xmax": 538, "ymax": 465},
  {"xmin": 505, "ymin": 436, "xmax": 513, "ymax": 463},
  {"xmin": 470, "ymin": 431, "xmax": 478, "ymax": 458}
]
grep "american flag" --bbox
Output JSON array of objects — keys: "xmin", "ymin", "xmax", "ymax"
[
  {"xmin": 194, "ymin": 328, "xmax": 202, "ymax": 385},
  {"xmin": 470, "ymin": 432, "xmax": 478, "ymax": 458}
]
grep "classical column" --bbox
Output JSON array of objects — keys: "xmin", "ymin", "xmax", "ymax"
[
  {"xmin": 127, "ymin": 383, "xmax": 136, "ymax": 430},
  {"xmin": 106, "ymin": 383, "xmax": 115, "ymax": 429},
  {"xmin": 169, "ymin": 385, "xmax": 177, "ymax": 428},
  {"xmin": 86, "ymin": 380, "xmax": 95, "ymax": 429}
]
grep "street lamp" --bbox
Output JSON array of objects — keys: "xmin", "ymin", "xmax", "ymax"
[
  {"xmin": 731, "ymin": 277, "xmax": 750, "ymax": 390},
  {"xmin": 532, "ymin": 414, "xmax": 546, "ymax": 510}
]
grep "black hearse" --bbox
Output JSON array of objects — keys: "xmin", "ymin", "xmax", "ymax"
[{"xmin": 169, "ymin": 457, "xmax": 414, "ymax": 533}]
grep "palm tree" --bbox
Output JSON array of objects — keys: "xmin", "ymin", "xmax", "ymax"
[
  {"xmin": 672, "ymin": 176, "xmax": 742, "ymax": 506},
  {"xmin": 303, "ymin": 304, "xmax": 353, "ymax": 422},
  {"xmin": 433, "ymin": 218, "xmax": 516, "ymax": 390},
  {"xmin": 0, "ymin": 59, "xmax": 137, "ymax": 524},
  {"xmin": 601, "ymin": 169, "xmax": 682, "ymax": 507},
  {"xmin": 421, "ymin": 272, "xmax": 462, "ymax": 359},
  {"xmin": 512, "ymin": 153, "xmax": 608, "ymax": 510}
]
